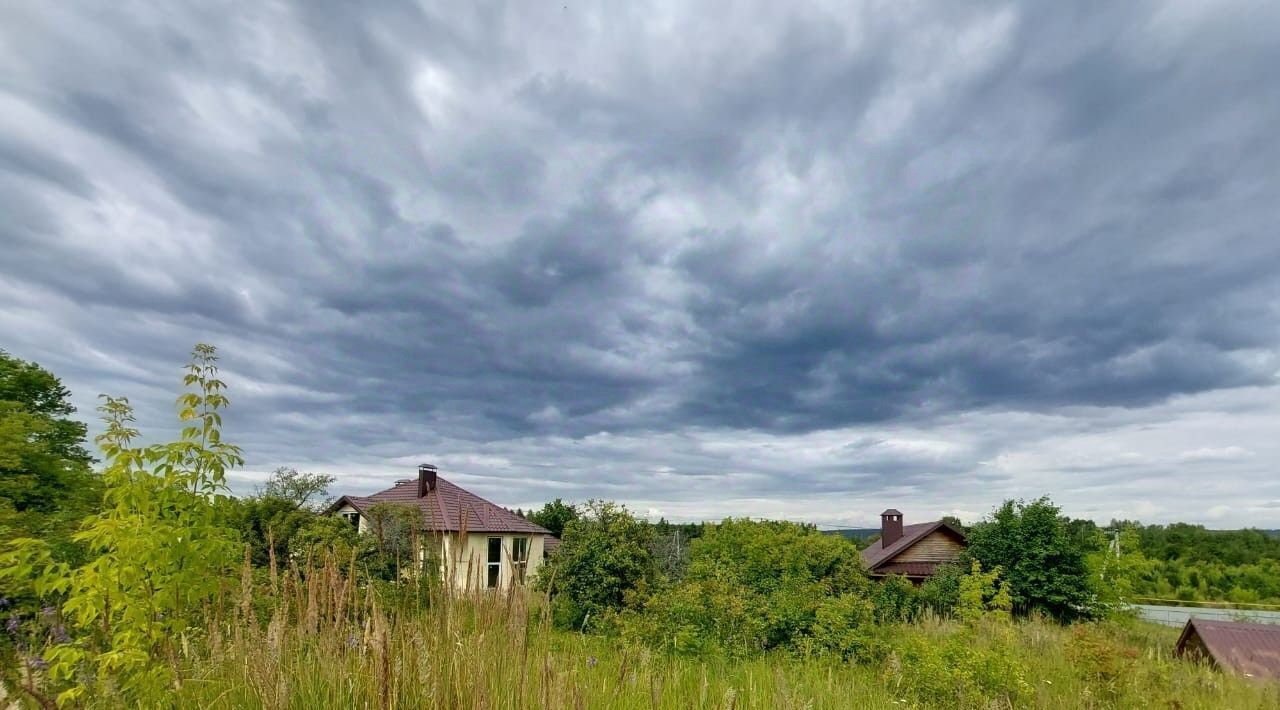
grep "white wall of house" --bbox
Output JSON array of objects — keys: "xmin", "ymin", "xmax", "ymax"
[
  {"xmin": 336, "ymin": 509, "xmax": 545, "ymax": 592},
  {"xmin": 440, "ymin": 532, "xmax": 545, "ymax": 592},
  {"xmin": 335, "ymin": 504, "xmax": 364, "ymax": 534}
]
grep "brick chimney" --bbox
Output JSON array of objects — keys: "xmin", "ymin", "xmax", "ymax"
[
  {"xmin": 417, "ymin": 463, "xmax": 437, "ymax": 498},
  {"xmin": 880, "ymin": 509, "xmax": 903, "ymax": 545}
]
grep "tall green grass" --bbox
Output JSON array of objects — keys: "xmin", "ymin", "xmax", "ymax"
[{"xmin": 9, "ymin": 555, "xmax": 1277, "ymax": 709}]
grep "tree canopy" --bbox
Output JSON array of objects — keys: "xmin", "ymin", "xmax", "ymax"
[
  {"xmin": 526, "ymin": 498, "xmax": 579, "ymax": 538},
  {"xmin": 964, "ymin": 497, "xmax": 1093, "ymax": 620},
  {"xmin": 0, "ymin": 350, "xmax": 99, "ymax": 559}
]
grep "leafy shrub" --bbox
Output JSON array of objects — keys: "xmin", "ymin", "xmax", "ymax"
[
  {"xmin": 871, "ymin": 574, "xmax": 918, "ymax": 623},
  {"xmin": 957, "ymin": 561, "xmax": 1012, "ymax": 624},
  {"xmin": 917, "ymin": 562, "xmax": 963, "ymax": 616},
  {"xmin": 887, "ymin": 627, "xmax": 1032, "ymax": 709},
  {"xmin": 633, "ymin": 518, "xmax": 876, "ymax": 659},
  {"xmin": 798, "ymin": 594, "xmax": 886, "ymax": 662},
  {"xmin": 686, "ymin": 519, "xmax": 866, "ymax": 596},
  {"xmin": 290, "ymin": 514, "xmax": 361, "ymax": 561},
  {"xmin": 537, "ymin": 500, "xmax": 658, "ymax": 631},
  {"xmin": 0, "ymin": 345, "xmax": 244, "ymax": 705},
  {"xmin": 629, "ymin": 574, "xmax": 766, "ymax": 657}
]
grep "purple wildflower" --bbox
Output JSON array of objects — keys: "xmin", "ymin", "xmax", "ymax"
[
  {"xmin": 30, "ymin": 656, "xmax": 49, "ymax": 671},
  {"xmin": 0, "ymin": 596, "xmax": 10, "ymax": 609},
  {"xmin": 40, "ymin": 605, "xmax": 57, "ymax": 618},
  {"xmin": 5, "ymin": 616, "xmax": 20, "ymax": 634},
  {"xmin": 345, "ymin": 633, "xmax": 360, "ymax": 650},
  {"xmin": 52, "ymin": 625, "xmax": 71, "ymax": 644},
  {"xmin": 586, "ymin": 656, "xmax": 598, "ymax": 668}
]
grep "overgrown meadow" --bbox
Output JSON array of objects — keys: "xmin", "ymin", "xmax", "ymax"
[{"xmin": 2, "ymin": 346, "xmax": 1278, "ymax": 709}]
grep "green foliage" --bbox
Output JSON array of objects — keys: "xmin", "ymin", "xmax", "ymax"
[
  {"xmin": 629, "ymin": 573, "xmax": 766, "ymax": 657},
  {"xmin": 956, "ymin": 561, "xmax": 1013, "ymax": 624},
  {"xmin": 290, "ymin": 513, "xmax": 361, "ymax": 560},
  {"xmin": 0, "ymin": 350, "xmax": 99, "ymax": 564},
  {"xmin": 888, "ymin": 626, "xmax": 1033, "ymax": 709},
  {"xmin": 917, "ymin": 562, "xmax": 963, "ymax": 616},
  {"xmin": 631, "ymin": 518, "xmax": 875, "ymax": 659},
  {"xmin": 965, "ymin": 497, "xmax": 1093, "ymax": 620},
  {"xmin": 0, "ymin": 344, "xmax": 243, "ymax": 704},
  {"xmin": 537, "ymin": 500, "xmax": 658, "ymax": 630},
  {"xmin": 258, "ymin": 466, "xmax": 335, "ymax": 511},
  {"xmin": 797, "ymin": 593, "xmax": 885, "ymax": 661},
  {"xmin": 526, "ymin": 498, "xmax": 578, "ymax": 538},
  {"xmin": 870, "ymin": 574, "xmax": 918, "ymax": 623},
  {"xmin": 685, "ymin": 518, "xmax": 866, "ymax": 597},
  {"xmin": 1115, "ymin": 521, "xmax": 1280, "ymax": 604},
  {"xmin": 362, "ymin": 502, "xmax": 426, "ymax": 579},
  {"xmin": 223, "ymin": 494, "xmax": 314, "ymax": 567},
  {"xmin": 220, "ymin": 467, "xmax": 335, "ymax": 568}
]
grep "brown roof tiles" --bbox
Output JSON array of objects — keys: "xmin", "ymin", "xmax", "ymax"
[{"xmin": 330, "ymin": 476, "xmax": 551, "ymax": 535}]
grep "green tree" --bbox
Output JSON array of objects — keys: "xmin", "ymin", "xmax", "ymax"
[
  {"xmin": 290, "ymin": 514, "xmax": 361, "ymax": 562},
  {"xmin": 956, "ymin": 561, "xmax": 1013, "ymax": 624},
  {"xmin": 257, "ymin": 466, "xmax": 335, "ymax": 510},
  {"xmin": 0, "ymin": 350, "xmax": 98, "ymax": 559},
  {"xmin": 636, "ymin": 519, "xmax": 874, "ymax": 657},
  {"xmin": 527, "ymin": 498, "xmax": 579, "ymax": 538},
  {"xmin": 1, "ymin": 344, "xmax": 243, "ymax": 704},
  {"xmin": 227, "ymin": 467, "xmax": 335, "ymax": 567},
  {"xmin": 537, "ymin": 500, "xmax": 657, "ymax": 630},
  {"xmin": 964, "ymin": 497, "xmax": 1093, "ymax": 620}
]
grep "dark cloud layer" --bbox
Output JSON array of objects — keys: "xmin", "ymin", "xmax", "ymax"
[{"xmin": 3, "ymin": 1, "xmax": 1279, "ymax": 525}]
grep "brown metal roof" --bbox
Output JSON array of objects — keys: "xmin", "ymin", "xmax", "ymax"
[
  {"xmin": 330, "ymin": 476, "xmax": 551, "ymax": 535},
  {"xmin": 860, "ymin": 520, "xmax": 966, "ymax": 571},
  {"xmin": 1177, "ymin": 618, "xmax": 1280, "ymax": 679}
]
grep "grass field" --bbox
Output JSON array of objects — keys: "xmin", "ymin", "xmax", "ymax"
[
  {"xmin": 83, "ymin": 582, "xmax": 1277, "ymax": 710},
  {"xmin": 5, "ymin": 556, "xmax": 1277, "ymax": 709}
]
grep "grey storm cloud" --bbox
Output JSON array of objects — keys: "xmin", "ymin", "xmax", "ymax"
[{"xmin": 2, "ymin": 1, "xmax": 1280, "ymax": 526}]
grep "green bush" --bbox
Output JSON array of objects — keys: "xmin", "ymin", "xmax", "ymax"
[
  {"xmin": 871, "ymin": 574, "xmax": 918, "ymax": 622},
  {"xmin": 632, "ymin": 518, "xmax": 877, "ymax": 659},
  {"xmin": 537, "ymin": 500, "xmax": 658, "ymax": 631},
  {"xmin": 917, "ymin": 562, "xmax": 963, "ymax": 616},
  {"xmin": 798, "ymin": 594, "xmax": 885, "ymax": 662},
  {"xmin": 629, "ymin": 574, "xmax": 766, "ymax": 657},
  {"xmin": 888, "ymin": 626, "xmax": 1032, "ymax": 709}
]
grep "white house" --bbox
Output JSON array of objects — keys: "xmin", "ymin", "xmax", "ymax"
[{"xmin": 327, "ymin": 464, "xmax": 552, "ymax": 591}]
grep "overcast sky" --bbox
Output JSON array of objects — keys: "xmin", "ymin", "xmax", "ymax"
[{"xmin": 3, "ymin": 1, "xmax": 1279, "ymax": 528}]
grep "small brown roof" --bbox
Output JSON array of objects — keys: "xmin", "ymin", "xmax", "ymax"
[
  {"xmin": 1177, "ymin": 618, "xmax": 1280, "ymax": 679},
  {"xmin": 860, "ymin": 520, "xmax": 967, "ymax": 572},
  {"xmin": 543, "ymin": 535, "xmax": 561, "ymax": 555},
  {"xmin": 329, "ymin": 476, "xmax": 550, "ymax": 535}
]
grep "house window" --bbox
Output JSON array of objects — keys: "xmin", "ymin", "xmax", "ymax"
[
  {"xmin": 512, "ymin": 537, "xmax": 529, "ymax": 584},
  {"xmin": 340, "ymin": 511, "xmax": 360, "ymax": 531},
  {"xmin": 486, "ymin": 537, "xmax": 502, "ymax": 589}
]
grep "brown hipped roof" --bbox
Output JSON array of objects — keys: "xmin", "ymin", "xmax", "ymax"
[
  {"xmin": 329, "ymin": 476, "xmax": 550, "ymax": 535},
  {"xmin": 860, "ymin": 520, "xmax": 967, "ymax": 573},
  {"xmin": 1176, "ymin": 618, "xmax": 1280, "ymax": 679}
]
